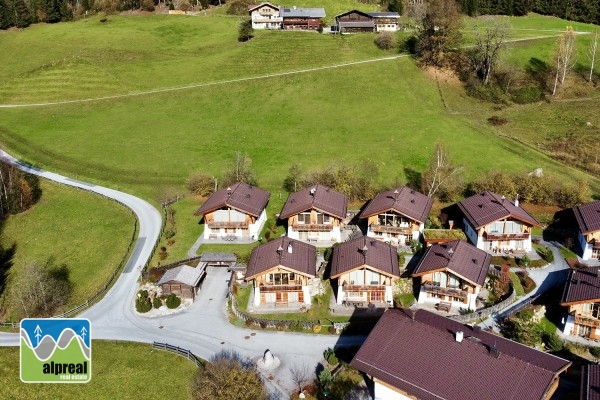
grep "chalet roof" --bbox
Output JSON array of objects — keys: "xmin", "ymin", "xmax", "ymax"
[
  {"xmin": 330, "ymin": 235, "xmax": 400, "ymax": 279},
  {"xmin": 335, "ymin": 9, "xmax": 372, "ymax": 19},
  {"xmin": 279, "ymin": 184, "xmax": 347, "ymax": 220},
  {"xmin": 338, "ymin": 21, "xmax": 375, "ymax": 29},
  {"xmin": 247, "ymin": 2, "xmax": 279, "ymax": 12},
  {"xmin": 281, "ymin": 7, "xmax": 325, "ymax": 18},
  {"xmin": 574, "ymin": 200, "xmax": 600, "ymax": 234},
  {"xmin": 366, "ymin": 12, "xmax": 400, "ymax": 18},
  {"xmin": 360, "ymin": 186, "xmax": 433, "ymax": 224},
  {"xmin": 194, "ymin": 182, "xmax": 270, "ymax": 218},
  {"xmin": 560, "ymin": 266, "xmax": 600, "ymax": 305},
  {"xmin": 351, "ymin": 309, "xmax": 571, "ymax": 400},
  {"xmin": 244, "ymin": 236, "xmax": 316, "ymax": 280},
  {"xmin": 157, "ymin": 265, "xmax": 205, "ymax": 287},
  {"xmin": 457, "ymin": 191, "xmax": 540, "ymax": 229},
  {"xmin": 199, "ymin": 252, "xmax": 237, "ymax": 263},
  {"xmin": 412, "ymin": 240, "xmax": 491, "ymax": 286},
  {"xmin": 581, "ymin": 364, "xmax": 600, "ymax": 400}
]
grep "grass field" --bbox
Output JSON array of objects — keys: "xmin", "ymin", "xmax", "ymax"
[
  {"xmin": 0, "ymin": 341, "xmax": 197, "ymax": 399},
  {"xmin": 0, "ymin": 180, "xmax": 135, "ymax": 320}
]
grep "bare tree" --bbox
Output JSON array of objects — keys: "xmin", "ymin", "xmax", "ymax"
[
  {"xmin": 470, "ymin": 19, "xmax": 511, "ymax": 85},
  {"xmin": 552, "ymin": 27, "xmax": 577, "ymax": 96},
  {"xmin": 406, "ymin": 0, "xmax": 426, "ymax": 29},
  {"xmin": 222, "ymin": 151, "xmax": 257, "ymax": 187},
  {"xmin": 588, "ymin": 30, "xmax": 599, "ymax": 83},
  {"xmin": 421, "ymin": 141, "xmax": 463, "ymax": 199},
  {"xmin": 289, "ymin": 363, "xmax": 312, "ymax": 394}
]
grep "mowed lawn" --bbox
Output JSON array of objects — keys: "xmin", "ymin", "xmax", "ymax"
[
  {"xmin": 1, "ymin": 180, "xmax": 135, "ymax": 320},
  {"xmin": 0, "ymin": 341, "xmax": 197, "ymax": 399}
]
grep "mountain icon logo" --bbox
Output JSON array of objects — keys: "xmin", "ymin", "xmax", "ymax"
[{"xmin": 20, "ymin": 318, "xmax": 92, "ymax": 383}]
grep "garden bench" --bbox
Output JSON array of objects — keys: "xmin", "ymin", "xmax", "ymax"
[{"xmin": 436, "ymin": 301, "xmax": 452, "ymax": 313}]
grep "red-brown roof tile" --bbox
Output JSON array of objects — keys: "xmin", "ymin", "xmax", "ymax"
[
  {"xmin": 457, "ymin": 191, "xmax": 540, "ymax": 229},
  {"xmin": 194, "ymin": 182, "xmax": 270, "ymax": 218},
  {"xmin": 244, "ymin": 236, "xmax": 316, "ymax": 280},
  {"xmin": 351, "ymin": 309, "xmax": 571, "ymax": 400},
  {"xmin": 582, "ymin": 364, "xmax": 600, "ymax": 400},
  {"xmin": 412, "ymin": 240, "xmax": 491, "ymax": 286},
  {"xmin": 574, "ymin": 200, "xmax": 600, "ymax": 235},
  {"xmin": 360, "ymin": 186, "xmax": 433, "ymax": 224},
  {"xmin": 279, "ymin": 184, "xmax": 347, "ymax": 220},
  {"xmin": 330, "ymin": 236, "xmax": 400, "ymax": 278},
  {"xmin": 561, "ymin": 266, "xmax": 600, "ymax": 305}
]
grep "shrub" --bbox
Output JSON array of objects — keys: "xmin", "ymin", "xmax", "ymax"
[
  {"xmin": 323, "ymin": 348, "xmax": 338, "ymax": 366},
  {"xmin": 238, "ymin": 18, "xmax": 254, "ymax": 42},
  {"xmin": 328, "ymin": 326, "xmax": 336, "ymax": 334},
  {"xmin": 544, "ymin": 332, "xmax": 564, "ymax": 352},
  {"xmin": 511, "ymin": 85, "xmax": 543, "ymax": 104},
  {"xmin": 487, "ymin": 116, "xmax": 509, "ymax": 126},
  {"xmin": 318, "ymin": 368, "xmax": 332, "ymax": 385},
  {"xmin": 227, "ymin": 0, "xmax": 253, "ymax": 15},
  {"xmin": 312, "ymin": 324, "xmax": 322, "ymax": 334},
  {"xmin": 542, "ymin": 247, "xmax": 554, "ymax": 263},
  {"xmin": 520, "ymin": 254, "xmax": 531, "ymax": 267},
  {"xmin": 466, "ymin": 81, "xmax": 506, "ymax": 103},
  {"xmin": 166, "ymin": 293, "xmax": 181, "ymax": 309},
  {"xmin": 186, "ymin": 172, "xmax": 214, "ymax": 196},
  {"xmin": 374, "ymin": 32, "xmax": 396, "ymax": 50},
  {"xmin": 153, "ymin": 297, "xmax": 162, "ymax": 309},
  {"xmin": 403, "ymin": 35, "xmax": 418, "ymax": 54},
  {"xmin": 136, "ymin": 290, "xmax": 152, "ymax": 313},
  {"xmin": 245, "ymin": 318, "xmax": 254, "ymax": 327},
  {"xmin": 590, "ymin": 346, "xmax": 600, "ymax": 359},
  {"xmin": 142, "ymin": 0, "xmax": 155, "ymax": 11},
  {"xmin": 164, "ymin": 229, "xmax": 176, "ymax": 239}
]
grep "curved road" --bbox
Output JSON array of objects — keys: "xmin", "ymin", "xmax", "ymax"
[{"xmin": 0, "ymin": 149, "xmax": 353, "ymax": 397}]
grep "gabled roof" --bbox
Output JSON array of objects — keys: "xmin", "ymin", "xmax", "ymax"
[
  {"xmin": 366, "ymin": 12, "xmax": 400, "ymax": 18},
  {"xmin": 351, "ymin": 309, "xmax": 571, "ymax": 400},
  {"xmin": 157, "ymin": 265, "xmax": 205, "ymax": 287},
  {"xmin": 457, "ymin": 191, "xmax": 540, "ymax": 229},
  {"xmin": 194, "ymin": 182, "xmax": 270, "ymax": 218},
  {"xmin": 244, "ymin": 236, "xmax": 316, "ymax": 280},
  {"xmin": 279, "ymin": 184, "xmax": 347, "ymax": 220},
  {"xmin": 360, "ymin": 186, "xmax": 433, "ymax": 224},
  {"xmin": 330, "ymin": 235, "xmax": 400, "ymax": 279},
  {"xmin": 335, "ymin": 9, "xmax": 372, "ymax": 19},
  {"xmin": 581, "ymin": 364, "xmax": 600, "ymax": 400},
  {"xmin": 412, "ymin": 240, "xmax": 490, "ymax": 286},
  {"xmin": 560, "ymin": 266, "xmax": 600, "ymax": 305},
  {"xmin": 281, "ymin": 7, "xmax": 325, "ymax": 18},
  {"xmin": 248, "ymin": 2, "xmax": 279, "ymax": 12},
  {"xmin": 573, "ymin": 200, "xmax": 600, "ymax": 235}
]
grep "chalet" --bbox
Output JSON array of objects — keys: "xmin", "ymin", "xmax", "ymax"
[
  {"xmin": 351, "ymin": 309, "xmax": 571, "ymax": 400},
  {"xmin": 335, "ymin": 10, "xmax": 375, "ymax": 33},
  {"xmin": 248, "ymin": 2, "xmax": 282, "ymax": 30},
  {"xmin": 412, "ymin": 240, "xmax": 491, "ymax": 310},
  {"xmin": 330, "ymin": 235, "xmax": 400, "ymax": 306},
  {"xmin": 581, "ymin": 364, "xmax": 600, "ymax": 400},
  {"xmin": 281, "ymin": 6, "xmax": 325, "ymax": 30},
  {"xmin": 279, "ymin": 184, "xmax": 347, "ymax": 243},
  {"xmin": 360, "ymin": 186, "xmax": 433, "ymax": 246},
  {"xmin": 457, "ymin": 191, "xmax": 540, "ymax": 252},
  {"xmin": 194, "ymin": 182, "xmax": 270, "ymax": 241},
  {"xmin": 157, "ymin": 264, "xmax": 206, "ymax": 300},
  {"xmin": 561, "ymin": 266, "xmax": 600, "ymax": 339},
  {"xmin": 573, "ymin": 200, "xmax": 600, "ymax": 260},
  {"xmin": 244, "ymin": 236, "xmax": 316, "ymax": 306},
  {"xmin": 366, "ymin": 12, "xmax": 400, "ymax": 32}
]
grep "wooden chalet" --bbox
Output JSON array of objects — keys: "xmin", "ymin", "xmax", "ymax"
[
  {"xmin": 279, "ymin": 184, "xmax": 347, "ymax": 243},
  {"xmin": 457, "ymin": 191, "xmax": 540, "ymax": 253},
  {"xmin": 360, "ymin": 186, "xmax": 433, "ymax": 247},
  {"xmin": 248, "ymin": 2, "xmax": 282, "ymax": 30},
  {"xmin": 244, "ymin": 236, "xmax": 317, "ymax": 307},
  {"xmin": 330, "ymin": 235, "xmax": 399, "ymax": 306},
  {"xmin": 281, "ymin": 6, "xmax": 325, "ymax": 30},
  {"xmin": 351, "ymin": 309, "xmax": 571, "ymax": 400},
  {"xmin": 573, "ymin": 200, "xmax": 600, "ymax": 260},
  {"xmin": 194, "ymin": 182, "xmax": 270, "ymax": 241},
  {"xmin": 366, "ymin": 12, "xmax": 400, "ymax": 32},
  {"xmin": 561, "ymin": 266, "xmax": 600, "ymax": 339},
  {"xmin": 335, "ymin": 10, "xmax": 375, "ymax": 33},
  {"xmin": 412, "ymin": 240, "xmax": 491, "ymax": 310},
  {"xmin": 157, "ymin": 264, "xmax": 206, "ymax": 300}
]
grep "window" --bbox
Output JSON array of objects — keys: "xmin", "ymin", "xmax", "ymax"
[
  {"xmin": 316, "ymin": 212, "xmax": 331, "ymax": 224},
  {"xmin": 349, "ymin": 270, "xmax": 365, "ymax": 285},
  {"xmin": 594, "ymin": 303, "xmax": 600, "ymax": 319},
  {"xmin": 366, "ymin": 270, "xmax": 381, "ymax": 285},
  {"xmin": 433, "ymin": 272, "xmax": 447, "ymax": 287},
  {"xmin": 448, "ymin": 275, "xmax": 460, "ymax": 288},
  {"xmin": 298, "ymin": 212, "xmax": 311, "ymax": 224}
]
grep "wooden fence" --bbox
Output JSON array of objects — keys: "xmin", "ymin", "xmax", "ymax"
[{"xmin": 152, "ymin": 341, "xmax": 204, "ymax": 368}]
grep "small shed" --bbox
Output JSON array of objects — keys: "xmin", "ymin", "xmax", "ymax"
[{"xmin": 157, "ymin": 264, "xmax": 206, "ymax": 300}]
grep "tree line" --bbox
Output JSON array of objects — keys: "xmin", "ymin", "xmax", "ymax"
[{"xmin": 0, "ymin": 160, "xmax": 41, "ymax": 219}]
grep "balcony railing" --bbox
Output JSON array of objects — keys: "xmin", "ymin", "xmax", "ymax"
[
  {"xmin": 291, "ymin": 224, "xmax": 333, "ymax": 232},
  {"xmin": 484, "ymin": 232, "xmax": 529, "ymax": 241},
  {"xmin": 207, "ymin": 221, "xmax": 248, "ymax": 229},
  {"xmin": 370, "ymin": 225, "xmax": 412, "ymax": 235},
  {"xmin": 423, "ymin": 283, "xmax": 468, "ymax": 299},
  {"xmin": 575, "ymin": 314, "xmax": 600, "ymax": 328},
  {"xmin": 259, "ymin": 284, "xmax": 303, "ymax": 292},
  {"xmin": 252, "ymin": 17, "xmax": 283, "ymax": 23},
  {"xmin": 344, "ymin": 284, "xmax": 386, "ymax": 292}
]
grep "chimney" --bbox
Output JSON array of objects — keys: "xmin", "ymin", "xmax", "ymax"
[
  {"xmin": 393, "ymin": 189, "xmax": 399, "ymax": 199},
  {"xmin": 489, "ymin": 343, "xmax": 500, "ymax": 358},
  {"xmin": 310, "ymin": 187, "xmax": 316, "ymax": 196},
  {"xmin": 455, "ymin": 331, "xmax": 463, "ymax": 343},
  {"xmin": 287, "ymin": 242, "xmax": 293, "ymax": 253},
  {"xmin": 448, "ymin": 220, "xmax": 454, "ymax": 230},
  {"xmin": 514, "ymin": 193, "xmax": 519, "ymax": 208},
  {"xmin": 227, "ymin": 187, "xmax": 232, "ymax": 197}
]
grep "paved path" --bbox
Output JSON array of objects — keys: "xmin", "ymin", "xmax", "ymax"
[{"xmin": 0, "ymin": 150, "xmax": 359, "ymax": 397}]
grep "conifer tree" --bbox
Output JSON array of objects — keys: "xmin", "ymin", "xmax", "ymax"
[
  {"xmin": 12, "ymin": 0, "xmax": 33, "ymax": 28},
  {"xmin": 0, "ymin": 0, "xmax": 14, "ymax": 29}
]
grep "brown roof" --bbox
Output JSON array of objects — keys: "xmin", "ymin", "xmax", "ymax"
[
  {"xmin": 244, "ymin": 236, "xmax": 316, "ymax": 280},
  {"xmin": 279, "ymin": 184, "xmax": 347, "ymax": 220},
  {"xmin": 360, "ymin": 186, "xmax": 433, "ymax": 223},
  {"xmin": 194, "ymin": 182, "xmax": 270, "ymax": 218},
  {"xmin": 247, "ymin": 2, "xmax": 279, "ymax": 12},
  {"xmin": 574, "ymin": 200, "xmax": 600, "ymax": 235},
  {"xmin": 330, "ymin": 236, "xmax": 400, "ymax": 279},
  {"xmin": 457, "ymin": 191, "xmax": 540, "ymax": 229},
  {"xmin": 581, "ymin": 364, "xmax": 600, "ymax": 400},
  {"xmin": 412, "ymin": 240, "xmax": 491, "ymax": 286},
  {"xmin": 560, "ymin": 266, "xmax": 600, "ymax": 305},
  {"xmin": 351, "ymin": 309, "xmax": 571, "ymax": 400}
]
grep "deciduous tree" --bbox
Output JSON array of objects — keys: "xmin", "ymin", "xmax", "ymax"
[
  {"xmin": 421, "ymin": 141, "xmax": 463, "ymax": 199},
  {"xmin": 588, "ymin": 30, "xmax": 599, "ymax": 83},
  {"xmin": 416, "ymin": 0, "xmax": 463, "ymax": 67},
  {"xmin": 222, "ymin": 151, "xmax": 257, "ymax": 187},
  {"xmin": 469, "ymin": 18, "xmax": 511, "ymax": 85},
  {"xmin": 289, "ymin": 363, "xmax": 312, "ymax": 394},
  {"xmin": 552, "ymin": 27, "xmax": 577, "ymax": 96}
]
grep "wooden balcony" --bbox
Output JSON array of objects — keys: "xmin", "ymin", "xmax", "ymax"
[
  {"xmin": 370, "ymin": 224, "xmax": 412, "ymax": 235},
  {"xmin": 260, "ymin": 284, "xmax": 303, "ymax": 292},
  {"xmin": 575, "ymin": 314, "xmax": 600, "ymax": 328},
  {"xmin": 291, "ymin": 223, "xmax": 333, "ymax": 232},
  {"xmin": 423, "ymin": 283, "xmax": 468, "ymax": 300},
  {"xmin": 484, "ymin": 232, "xmax": 529, "ymax": 241},
  {"xmin": 252, "ymin": 17, "xmax": 282, "ymax": 23},
  {"xmin": 207, "ymin": 221, "xmax": 248, "ymax": 229},
  {"xmin": 344, "ymin": 284, "xmax": 386, "ymax": 292}
]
